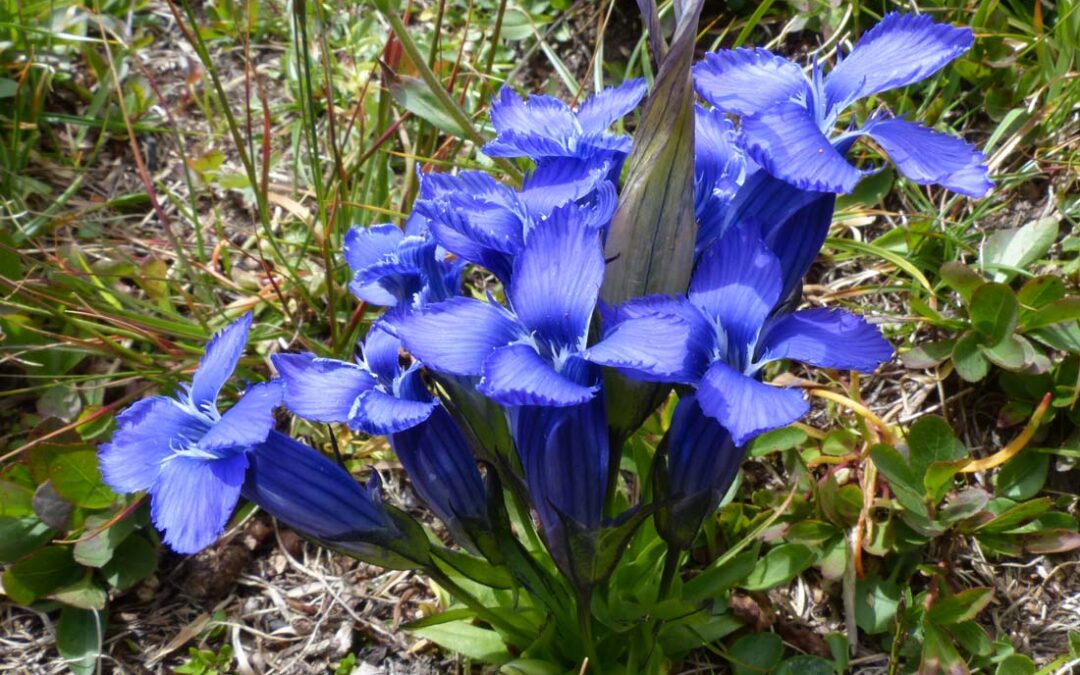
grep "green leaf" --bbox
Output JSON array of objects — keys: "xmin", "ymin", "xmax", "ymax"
[
  {"xmin": 924, "ymin": 459, "xmax": 969, "ymax": 504},
  {"xmin": 1023, "ymin": 297, "xmax": 1080, "ymax": 330},
  {"xmin": 682, "ymin": 550, "xmax": 756, "ymax": 601},
  {"xmin": 1017, "ymin": 275, "xmax": 1066, "ymax": 311},
  {"xmin": 741, "ymin": 544, "xmax": 816, "ymax": 591},
  {"xmin": 0, "ymin": 78, "xmax": 18, "ymax": 98},
  {"xmin": 939, "ymin": 489, "xmax": 990, "ymax": 526},
  {"xmin": 907, "ymin": 416, "xmax": 968, "ymax": 481},
  {"xmin": 921, "ymin": 623, "xmax": 969, "ymax": 675},
  {"xmin": 869, "ymin": 444, "xmax": 928, "ymax": 517},
  {"xmin": 855, "ymin": 577, "xmax": 900, "ymax": 634},
  {"xmin": 928, "ymin": 587, "xmax": 994, "ymax": 625},
  {"xmin": 101, "ymin": 535, "xmax": 158, "ymax": 590},
  {"xmin": 976, "ymin": 498, "xmax": 1052, "ymax": 533},
  {"xmin": 1023, "ymin": 529, "xmax": 1080, "ymax": 554},
  {"xmin": 56, "ymin": 607, "xmax": 103, "ymax": 675},
  {"xmin": 49, "ymin": 576, "xmax": 108, "ymax": 610},
  {"xmin": 773, "ymin": 656, "xmax": 835, "ymax": 675},
  {"xmin": 995, "ymin": 452, "xmax": 1049, "ymax": 501},
  {"xmin": 969, "ymin": 283, "xmax": 1020, "ymax": 345},
  {"xmin": 413, "ymin": 620, "xmax": 512, "ymax": 665},
  {"xmin": 0, "ymin": 516, "xmax": 54, "ymax": 563},
  {"xmin": 48, "ymin": 449, "xmax": 117, "ymax": 509},
  {"xmin": 1, "ymin": 545, "xmax": 82, "ymax": 605},
  {"xmin": 981, "ymin": 217, "xmax": 1060, "ymax": 283},
  {"xmin": 940, "ymin": 262, "xmax": 985, "ymax": 305},
  {"xmin": 382, "ymin": 68, "xmax": 469, "ymax": 139},
  {"xmin": 500, "ymin": 659, "xmax": 564, "ymax": 675},
  {"xmin": 953, "ymin": 332, "xmax": 990, "ymax": 382},
  {"xmin": 979, "ymin": 335, "xmax": 1026, "ymax": 370},
  {"xmin": 827, "ymin": 236, "xmax": 933, "ymax": 293},
  {"xmin": 728, "ymin": 632, "xmax": 784, "ymax": 675},
  {"xmin": 0, "ymin": 479, "xmax": 34, "ymax": 517},
  {"xmin": 73, "ymin": 513, "xmax": 136, "ymax": 567},
  {"xmin": 995, "ymin": 654, "xmax": 1037, "ymax": 675},
  {"xmin": 432, "ymin": 548, "xmax": 514, "ymax": 590},
  {"xmin": 901, "ymin": 340, "xmax": 956, "ymax": 369},
  {"xmin": 32, "ymin": 481, "xmax": 73, "ymax": 530},
  {"xmin": 748, "ymin": 425, "xmax": 807, "ymax": 457},
  {"xmin": 948, "ymin": 621, "xmax": 992, "ymax": 657}
]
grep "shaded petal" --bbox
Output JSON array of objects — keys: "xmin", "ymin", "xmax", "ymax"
[
  {"xmin": 741, "ymin": 102, "xmax": 864, "ymax": 193},
  {"xmin": 479, "ymin": 344, "xmax": 597, "ymax": 407},
  {"xmin": 585, "ymin": 313, "xmax": 699, "ymax": 383},
  {"xmin": 697, "ymin": 361, "xmax": 809, "ymax": 446},
  {"xmin": 188, "ymin": 313, "xmax": 252, "ymax": 411},
  {"xmin": 693, "ymin": 48, "xmax": 810, "ymax": 116},
  {"xmin": 862, "ymin": 117, "xmax": 993, "ymax": 197},
  {"xmin": 575, "ymin": 79, "xmax": 648, "ymax": 133},
  {"xmin": 360, "ymin": 322, "xmax": 404, "ymax": 384},
  {"xmin": 762, "ymin": 192, "xmax": 836, "ymax": 304},
  {"xmin": 690, "ymin": 228, "xmax": 781, "ymax": 350},
  {"xmin": 825, "ymin": 12, "xmax": 973, "ymax": 112},
  {"xmin": 396, "ymin": 297, "xmax": 521, "ymax": 376},
  {"xmin": 343, "ymin": 224, "xmax": 403, "ymax": 274},
  {"xmin": 667, "ymin": 394, "xmax": 740, "ymax": 500},
  {"xmin": 489, "ymin": 87, "xmax": 579, "ymax": 140},
  {"xmin": 519, "ymin": 157, "xmax": 612, "ymax": 216},
  {"xmin": 198, "ymin": 381, "xmax": 283, "ymax": 451},
  {"xmin": 511, "ymin": 203, "xmax": 604, "ymax": 347},
  {"xmin": 350, "ymin": 388, "xmax": 437, "ymax": 435},
  {"xmin": 243, "ymin": 431, "xmax": 394, "ymax": 541},
  {"xmin": 710, "ymin": 170, "xmax": 823, "ymax": 254},
  {"xmin": 151, "ymin": 452, "xmax": 247, "ymax": 554},
  {"xmin": 759, "ymin": 308, "xmax": 893, "ymax": 371},
  {"xmin": 273, "ymin": 353, "xmax": 374, "ymax": 423},
  {"xmin": 695, "ymin": 105, "xmax": 746, "ymax": 207},
  {"xmin": 98, "ymin": 397, "xmax": 209, "ymax": 493}
]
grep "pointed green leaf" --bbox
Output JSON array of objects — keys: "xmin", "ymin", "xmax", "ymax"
[
  {"xmin": 741, "ymin": 543, "xmax": 816, "ymax": 591},
  {"xmin": 928, "ymin": 587, "xmax": 993, "ymax": 625},
  {"xmin": 413, "ymin": 620, "xmax": 512, "ymax": 665}
]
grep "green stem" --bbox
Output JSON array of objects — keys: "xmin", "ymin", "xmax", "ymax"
[
  {"xmin": 378, "ymin": 9, "xmax": 522, "ymax": 182},
  {"xmin": 577, "ymin": 588, "xmax": 601, "ymax": 673},
  {"xmin": 427, "ymin": 566, "xmax": 531, "ymax": 645},
  {"xmin": 658, "ymin": 544, "xmax": 681, "ymax": 599}
]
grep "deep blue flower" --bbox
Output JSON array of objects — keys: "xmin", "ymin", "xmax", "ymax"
[
  {"xmin": 483, "ymin": 80, "xmax": 647, "ymax": 173},
  {"xmin": 395, "ymin": 201, "xmax": 691, "ymax": 408},
  {"xmin": 273, "ymin": 322, "xmax": 489, "ymax": 546},
  {"xmin": 694, "ymin": 104, "xmax": 748, "ymax": 251},
  {"xmin": 693, "ymin": 12, "xmax": 992, "ymax": 196},
  {"xmin": 98, "ymin": 314, "xmax": 282, "ymax": 553},
  {"xmin": 591, "ymin": 227, "xmax": 894, "ymax": 446},
  {"xmin": 343, "ymin": 221, "xmax": 462, "ymax": 309},
  {"xmin": 413, "ymin": 162, "xmax": 616, "ymax": 285},
  {"xmin": 242, "ymin": 430, "xmax": 396, "ymax": 548}
]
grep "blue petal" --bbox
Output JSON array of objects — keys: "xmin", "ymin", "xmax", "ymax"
[
  {"xmin": 479, "ymin": 344, "xmax": 597, "ymax": 407},
  {"xmin": 243, "ymin": 431, "xmax": 393, "ymax": 541},
  {"xmin": 695, "ymin": 105, "xmax": 746, "ymax": 208},
  {"xmin": 343, "ymin": 224, "xmax": 403, "ymax": 274},
  {"xmin": 759, "ymin": 308, "xmax": 893, "ymax": 371},
  {"xmin": 690, "ymin": 228, "xmax": 781, "ymax": 351},
  {"xmin": 360, "ymin": 322, "xmax": 404, "ymax": 384},
  {"xmin": 188, "ymin": 313, "xmax": 252, "ymax": 412},
  {"xmin": 198, "ymin": 380, "xmax": 283, "ymax": 451},
  {"xmin": 696, "ymin": 360, "xmax": 809, "ymax": 446},
  {"xmin": 667, "ymin": 394, "xmax": 740, "ymax": 501},
  {"xmin": 824, "ymin": 12, "xmax": 973, "ymax": 113},
  {"xmin": 585, "ymin": 313, "xmax": 699, "ymax": 383},
  {"xmin": 484, "ymin": 131, "xmax": 574, "ymax": 159},
  {"xmin": 151, "ymin": 452, "xmax": 248, "ymax": 554},
  {"xmin": 575, "ymin": 79, "xmax": 648, "ymax": 133},
  {"xmin": 862, "ymin": 117, "xmax": 993, "ymax": 197},
  {"xmin": 693, "ymin": 48, "xmax": 810, "ymax": 116},
  {"xmin": 396, "ymin": 297, "xmax": 521, "ymax": 376},
  {"xmin": 350, "ymin": 386, "xmax": 438, "ymax": 435},
  {"xmin": 709, "ymin": 170, "xmax": 823, "ymax": 254},
  {"xmin": 511, "ymin": 203, "xmax": 604, "ymax": 347},
  {"xmin": 601, "ymin": 295, "xmax": 716, "ymax": 379},
  {"xmin": 98, "ymin": 397, "xmax": 209, "ymax": 493},
  {"xmin": 762, "ymin": 192, "xmax": 836, "ymax": 304},
  {"xmin": 484, "ymin": 88, "xmax": 578, "ymax": 158},
  {"xmin": 741, "ymin": 102, "xmax": 864, "ymax": 193},
  {"xmin": 390, "ymin": 405, "xmax": 488, "ymax": 535},
  {"xmin": 273, "ymin": 353, "xmax": 375, "ymax": 423},
  {"xmin": 519, "ymin": 157, "xmax": 612, "ymax": 216}
]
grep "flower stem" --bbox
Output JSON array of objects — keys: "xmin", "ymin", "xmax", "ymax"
[
  {"xmin": 427, "ymin": 566, "xmax": 531, "ymax": 645},
  {"xmin": 658, "ymin": 544, "xmax": 681, "ymax": 599},
  {"xmin": 576, "ymin": 588, "xmax": 602, "ymax": 673}
]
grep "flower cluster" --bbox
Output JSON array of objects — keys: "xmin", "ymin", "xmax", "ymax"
[{"xmin": 98, "ymin": 10, "xmax": 988, "ymax": 640}]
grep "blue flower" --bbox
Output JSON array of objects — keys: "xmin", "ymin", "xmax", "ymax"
[
  {"xmin": 693, "ymin": 12, "xmax": 992, "ymax": 196},
  {"xmin": 395, "ymin": 201, "xmax": 691, "ymax": 408},
  {"xmin": 273, "ymin": 322, "xmax": 489, "ymax": 547},
  {"xmin": 98, "ymin": 314, "xmax": 282, "ymax": 554},
  {"xmin": 242, "ymin": 430, "xmax": 396, "ymax": 548},
  {"xmin": 694, "ymin": 104, "xmax": 748, "ymax": 251},
  {"xmin": 343, "ymin": 222, "xmax": 462, "ymax": 309},
  {"xmin": 483, "ymin": 80, "xmax": 647, "ymax": 173},
  {"xmin": 413, "ymin": 162, "xmax": 616, "ymax": 285},
  {"xmin": 591, "ymin": 228, "xmax": 894, "ymax": 446}
]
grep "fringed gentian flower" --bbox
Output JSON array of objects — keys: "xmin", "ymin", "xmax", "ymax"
[
  {"xmin": 343, "ymin": 218, "xmax": 461, "ymax": 309},
  {"xmin": 273, "ymin": 322, "xmax": 489, "ymax": 548},
  {"xmin": 98, "ymin": 314, "xmax": 282, "ymax": 553},
  {"xmin": 693, "ymin": 12, "xmax": 992, "ymax": 196},
  {"xmin": 592, "ymin": 228, "xmax": 894, "ymax": 446},
  {"xmin": 483, "ymin": 80, "xmax": 648, "ymax": 175},
  {"xmin": 395, "ymin": 202, "xmax": 689, "ymax": 408},
  {"xmin": 694, "ymin": 104, "xmax": 748, "ymax": 251},
  {"xmin": 413, "ymin": 162, "xmax": 616, "ymax": 285}
]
